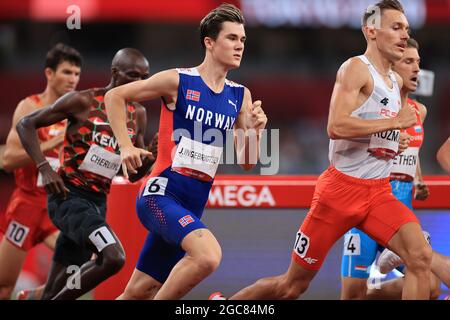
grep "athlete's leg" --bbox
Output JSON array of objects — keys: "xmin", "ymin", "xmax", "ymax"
[
  {"xmin": 118, "ymin": 232, "xmax": 179, "ymax": 300},
  {"xmin": 340, "ymin": 228, "xmax": 380, "ymax": 300},
  {"xmin": 42, "ymin": 230, "xmax": 59, "ymax": 250},
  {"xmin": 41, "ymin": 260, "xmax": 71, "ymax": 300},
  {"xmin": 386, "ymin": 223, "xmax": 432, "ymax": 299},
  {"xmin": 154, "ymin": 228, "xmax": 221, "ymax": 300},
  {"xmin": 18, "ymin": 231, "xmax": 61, "ymax": 300},
  {"xmin": 366, "ymin": 271, "xmax": 440, "ymax": 300},
  {"xmin": 230, "ymin": 168, "xmax": 369, "ymax": 300},
  {"xmin": 51, "ymin": 227, "xmax": 125, "ymax": 300},
  {"xmin": 117, "ymin": 269, "xmax": 161, "ymax": 300},
  {"xmin": 230, "ymin": 260, "xmax": 317, "ymax": 300},
  {"xmin": 361, "ymin": 182, "xmax": 432, "ymax": 300},
  {"xmin": 366, "ymin": 277, "xmax": 404, "ymax": 300},
  {"xmin": 0, "ymin": 238, "xmax": 26, "ymax": 299},
  {"xmin": 431, "ymin": 251, "xmax": 450, "ymax": 288}
]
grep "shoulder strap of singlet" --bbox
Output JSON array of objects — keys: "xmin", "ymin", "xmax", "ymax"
[
  {"xmin": 357, "ymin": 55, "xmax": 371, "ymax": 66},
  {"xmin": 176, "ymin": 67, "xmax": 200, "ymax": 76}
]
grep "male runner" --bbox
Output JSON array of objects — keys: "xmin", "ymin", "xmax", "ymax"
[
  {"xmin": 340, "ymin": 38, "xmax": 440, "ymax": 300},
  {"xmin": 16, "ymin": 48, "xmax": 155, "ymax": 300},
  {"xmin": 105, "ymin": 4, "xmax": 267, "ymax": 300},
  {"xmin": 0, "ymin": 43, "xmax": 82, "ymax": 300},
  {"xmin": 214, "ymin": 0, "xmax": 432, "ymax": 300}
]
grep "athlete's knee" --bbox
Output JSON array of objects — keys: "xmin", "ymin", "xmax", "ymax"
[
  {"xmin": 0, "ymin": 285, "xmax": 14, "ymax": 300},
  {"xmin": 194, "ymin": 251, "xmax": 222, "ymax": 275},
  {"xmin": 403, "ymin": 245, "xmax": 432, "ymax": 273},
  {"xmin": 101, "ymin": 245, "xmax": 126, "ymax": 275}
]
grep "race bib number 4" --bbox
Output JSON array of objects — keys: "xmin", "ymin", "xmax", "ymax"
[
  {"xmin": 343, "ymin": 233, "xmax": 361, "ymax": 256},
  {"xmin": 37, "ymin": 157, "xmax": 61, "ymax": 187},
  {"xmin": 368, "ymin": 129, "xmax": 400, "ymax": 159},
  {"xmin": 78, "ymin": 144, "xmax": 121, "ymax": 179},
  {"xmin": 172, "ymin": 136, "xmax": 222, "ymax": 180}
]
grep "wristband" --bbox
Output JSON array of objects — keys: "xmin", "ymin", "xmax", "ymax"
[{"xmin": 36, "ymin": 160, "xmax": 49, "ymax": 169}]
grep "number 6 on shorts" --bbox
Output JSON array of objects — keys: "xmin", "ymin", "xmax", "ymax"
[{"xmin": 143, "ymin": 177, "xmax": 168, "ymax": 196}]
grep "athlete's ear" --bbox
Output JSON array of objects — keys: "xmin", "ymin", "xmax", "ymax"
[
  {"xmin": 111, "ymin": 66, "xmax": 119, "ymax": 77},
  {"xmin": 44, "ymin": 67, "xmax": 55, "ymax": 81},
  {"xmin": 363, "ymin": 25, "xmax": 376, "ymax": 40},
  {"xmin": 204, "ymin": 37, "xmax": 214, "ymax": 50}
]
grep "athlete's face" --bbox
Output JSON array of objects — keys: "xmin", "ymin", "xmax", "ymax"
[
  {"xmin": 114, "ymin": 58, "xmax": 150, "ymax": 87},
  {"xmin": 394, "ymin": 47, "xmax": 420, "ymax": 92},
  {"xmin": 375, "ymin": 10, "xmax": 410, "ymax": 62},
  {"xmin": 209, "ymin": 21, "xmax": 246, "ymax": 69},
  {"xmin": 46, "ymin": 61, "xmax": 81, "ymax": 97}
]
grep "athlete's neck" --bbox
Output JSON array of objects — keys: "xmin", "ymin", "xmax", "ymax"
[
  {"xmin": 196, "ymin": 60, "xmax": 228, "ymax": 94},
  {"xmin": 364, "ymin": 48, "xmax": 392, "ymax": 77},
  {"xmin": 40, "ymin": 86, "xmax": 63, "ymax": 105},
  {"xmin": 400, "ymin": 89, "xmax": 410, "ymax": 103}
]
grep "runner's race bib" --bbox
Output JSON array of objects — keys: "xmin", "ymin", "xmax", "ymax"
[
  {"xmin": 367, "ymin": 129, "xmax": 399, "ymax": 159},
  {"xmin": 392, "ymin": 147, "xmax": 419, "ymax": 179},
  {"xmin": 172, "ymin": 136, "xmax": 222, "ymax": 181},
  {"xmin": 37, "ymin": 157, "xmax": 61, "ymax": 187},
  {"xmin": 78, "ymin": 144, "xmax": 121, "ymax": 179}
]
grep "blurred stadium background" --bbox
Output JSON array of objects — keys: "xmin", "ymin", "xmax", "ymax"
[{"xmin": 0, "ymin": 0, "xmax": 449, "ymax": 299}]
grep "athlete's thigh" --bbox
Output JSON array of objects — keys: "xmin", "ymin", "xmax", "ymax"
[
  {"xmin": 3, "ymin": 196, "xmax": 46, "ymax": 251},
  {"xmin": 136, "ymin": 194, "xmax": 206, "ymax": 246},
  {"xmin": 136, "ymin": 232, "xmax": 185, "ymax": 284},
  {"xmin": 293, "ymin": 201, "xmax": 360, "ymax": 271},
  {"xmin": 0, "ymin": 237, "xmax": 27, "ymax": 285},
  {"xmin": 360, "ymin": 190, "xmax": 419, "ymax": 248}
]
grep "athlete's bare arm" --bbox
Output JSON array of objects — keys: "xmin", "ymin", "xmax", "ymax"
[
  {"xmin": 16, "ymin": 91, "xmax": 92, "ymax": 195},
  {"xmin": 104, "ymin": 69, "xmax": 179, "ymax": 177},
  {"xmin": 127, "ymin": 104, "xmax": 156, "ymax": 182},
  {"xmin": 437, "ymin": 137, "xmax": 450, "ymax": 174},
  {"xmin": 2, "ymin": 98, "xmax": 64, "ymax": 171},
  {"xmin": 327, "ymin": 58, "xmax": 416, "ymax": 139},
  {"xmin": 234, "ymin": 87, "xmax": 267, "ymax": 171}
]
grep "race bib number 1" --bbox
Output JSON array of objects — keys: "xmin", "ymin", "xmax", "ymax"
[{"xmin": 88, "ymin": 226, "xmax": 116, "ymax": 252}]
